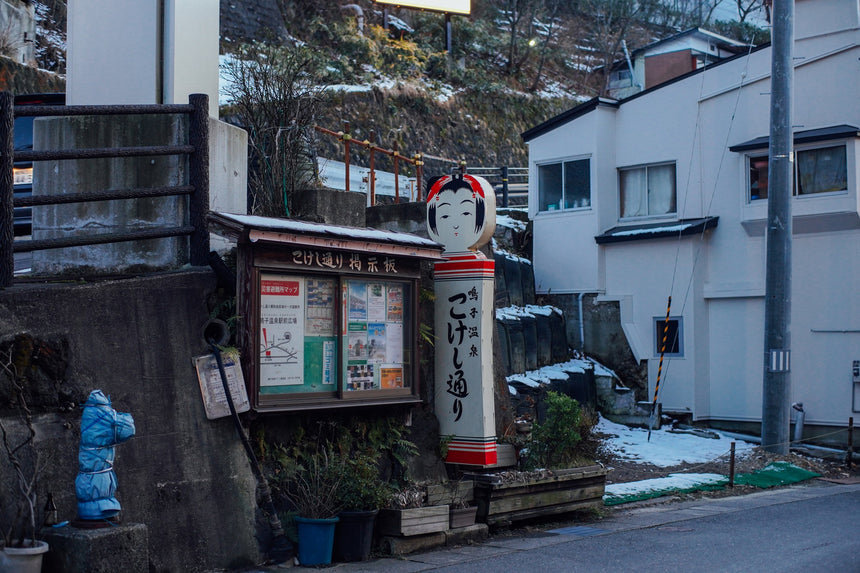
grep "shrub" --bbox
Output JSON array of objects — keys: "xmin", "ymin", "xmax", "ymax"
[{"xmin": 524, "ymin": 391, "xmax": 589, "ymax": 470}]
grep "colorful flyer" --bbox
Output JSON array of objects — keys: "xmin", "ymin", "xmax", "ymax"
[
  {"xmin": 347, "ymin": 322, "xmax": 368, "ymax": 361},
  {"xmin": 367, "ymin": 282, "xmax": 386, "ymax": 322},
  {"xmin": 380, "ymin": 367, "xmax": 403, "ymax": 389},
  {"xmin": 259, "ymin": 275, "xmax": 304, "ymax": 386},
  {"xmin": 367, "ymin": 323, "xmax": 386, "ymax": 363},
  {"xmin": 348, "ymin": 282, "xmax": 368, "ymax": 321},
  {"xmin": 387, "ymin": 284, "xmax": 403, "ymax": 323},
  {"xmin": 306, "ymin": 278, "xmax": 335, "ymax": 336},
  {"xmin": 347, "ymin": 364, "xmax": 376, "ymax": 391}
]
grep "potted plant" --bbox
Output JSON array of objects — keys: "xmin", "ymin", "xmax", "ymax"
[
  {"xmin": 332, "ymin": 452, "xmax": 393, "ymax": 562},
  {"xmin": 0, "ymin": 343, "xmax": 50, "ymax": 570},
  {"xmin": 283, "ymin": 449, "xmax": 344, "ymax": 566}
]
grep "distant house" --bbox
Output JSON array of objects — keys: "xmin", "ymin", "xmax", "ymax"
[
  {"xmin": 522, "ymin": 0, "xmax": 859, "ymax": 438},
  {"xmin": 604, "ymin": 27, "xmax": 751, "ymax": 100},
  {"xmin": 0, "ymin": 0, "xmax": 35, "ymax": 66}
]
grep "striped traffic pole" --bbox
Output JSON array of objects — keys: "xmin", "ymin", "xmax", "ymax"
[{"xmin": 648, "ymin": 295, "xmax": 672, "ymax": 442}]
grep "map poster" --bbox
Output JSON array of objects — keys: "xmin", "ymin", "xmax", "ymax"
[
  {"xmin": 347, "ymin": 364, "xmax": 376, "ymax": 391},
  {"xmin": 367, "ymin": 323, "xmax": 386, "ymax": 363},
  {"xmin": 259, "ymin": 274, "xmax": 305, "ymax": 386},
  {"xmin": 348, "ymin": 282, "xmax": 368, "ymax": 321},
  {"xmin": 347, "ymin": 322, "xmax": 368, "ymax": 360},
  {"xmin": 367, "ymin": 282, "xmax": 386, "ymax": 322},
  {"xmin": 380, "ymin": 367, "xmax": 403, "ymax": 389},
  {"xmin": 306, "ymin": 278, "xmax": 335, "ymax": 336},
  {"xmin": 387, "ymin": 284, "xmax": 403, "ymax": 322},
  {"xmin": 385, "ymin": 322, "xmax": 403, "ymax": 364}
]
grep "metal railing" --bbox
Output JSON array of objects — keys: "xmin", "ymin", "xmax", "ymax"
[
  {"xmin": 465, "ymin": 166, "xmax": 528, "ymax": 207},
  {"xmin": 0, "ymin": 92, "xmax": 210, "ymax": 287}
]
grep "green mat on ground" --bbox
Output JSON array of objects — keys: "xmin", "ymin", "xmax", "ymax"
[
  {"xmin": 733, "ymin": 461, "xmax": 821, "ymax": 488},
  {"xmin": 603, "ymin": 462, "xmax": 821, "ymax": 506}
]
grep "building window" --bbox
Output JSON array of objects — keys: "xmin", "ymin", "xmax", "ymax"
[
  {"xmin": 748, "ymin": 145, "xmax": 847, "ymax": 201},
  {"xmin": 537, "ymin": 158, "xmax": 590, "ymax": 212},
  {"xmin": 619, "ymin": 163, "xmax": 676, "ymax": 218},
  {"xmin": 653, "ymin": 317, "xmax": 683, "ymax": 357}
]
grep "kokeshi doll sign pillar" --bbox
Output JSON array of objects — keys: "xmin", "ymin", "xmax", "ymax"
[{"xmin": 427, "ymin": 173, "xmax": 497, "ymax": 466}]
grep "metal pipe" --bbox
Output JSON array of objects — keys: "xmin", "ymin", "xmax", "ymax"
[
  {"xmin": 791, "ymin": 402, "xmax": 804, "ymax": 444},
  {"xmin": 577, "ymin": 292, "xmax": 586, "ymax": 351}
]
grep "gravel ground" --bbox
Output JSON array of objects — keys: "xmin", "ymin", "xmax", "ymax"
[{"xmin": 600, "ymin": 445, "xmax": 858, "ymax": 500}]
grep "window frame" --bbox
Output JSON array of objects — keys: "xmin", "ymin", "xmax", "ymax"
[
  {"xmin": 653, "ymin": 316, "xmax": 684, "ymax": 358},
  {"xmin": 536, "ymin": 156, "xmax": 592, "ymax": 213},
  {"xmin": 746, "ymin": 142, "xmax": 849, "ymax": 203},
  {"xmin": 618, "ymin": 161, "xmax": 677, "ymax": 220}
]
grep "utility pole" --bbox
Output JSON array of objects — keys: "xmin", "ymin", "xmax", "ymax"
[{"xmin": 761, "ymin": 0, "xmax": 794, "ymax": 454}]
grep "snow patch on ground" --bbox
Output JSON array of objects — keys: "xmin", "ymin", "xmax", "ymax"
[{"xmin": 598, "ymin": 416, "xmax": 756, "ymax": 467}]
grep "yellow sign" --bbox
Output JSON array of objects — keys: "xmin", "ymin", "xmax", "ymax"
[{"xmin": 374, "ymin": 0, "xmax": 470, "ymax": 16}]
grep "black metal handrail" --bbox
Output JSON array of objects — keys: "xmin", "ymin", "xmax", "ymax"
[{"xmin": 0, "ymin": 92, "xmax": 210, "ymax": 287}]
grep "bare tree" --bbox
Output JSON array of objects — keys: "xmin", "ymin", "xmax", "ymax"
[
  {"xmin": 492, "ymin": 0, "xmax": 543, "ymax": 77},
  {"xmin": 222, "ymin": 43, "xmax": 330, "ymax": 218},
  {"xmin": 580, "ymin": 0, "xmax": 660, "ymax": 96},
  {"xmin": 734, "ymin": 0, "xmax": 765, "ymax": 23}
]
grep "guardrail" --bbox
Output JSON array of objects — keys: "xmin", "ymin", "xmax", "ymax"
[
  {"xmin": 0, "ymin": 92, "xmax": 210, "ymax": 288},
  {"xmin": 466, "ymin": 166, "xmax": 528, "ymax": 207}
]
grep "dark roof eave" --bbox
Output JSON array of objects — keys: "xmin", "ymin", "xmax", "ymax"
[
  {"xmin": 729, "ymin": 125, "xmax": 860, "ymax": 152},
  {"xmin": 522, "ymin": 98, "xmax": 618, "ymax": 143},
  {"xmin": 594, "ymin": 216, "xmax": 719, "ymax": 245}
]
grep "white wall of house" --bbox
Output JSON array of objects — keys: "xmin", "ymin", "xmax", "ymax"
[
  {"xmin": 67, "ymin": 0, "xmax": 219, "ymax": 117},
  {"xmin": 526, "ymin": 0, "xmax": 860, "ymax": 427}
]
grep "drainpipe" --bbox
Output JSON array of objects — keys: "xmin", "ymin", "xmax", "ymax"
[
  {"xmin": 792, "ymin": 402, "xmax": 805, "ymax": 444},
  {"xmin": 621, "ymin": 40, "xmax": 643, "ymax": 92},
  {"xmin": 577, "ymin": 293, "xmax": 586, "ymax": 351}
]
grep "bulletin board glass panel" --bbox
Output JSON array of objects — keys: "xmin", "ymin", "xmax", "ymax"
[
  {"xmin": 342, "ymin": 279, "xmax": 412, "ymax": 393},
  {"xmin": 258, "ymin": 273, "xmax": 337, "ymax": 395}
]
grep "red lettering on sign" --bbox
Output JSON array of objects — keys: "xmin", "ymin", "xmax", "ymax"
[{"xmin": 261, "ymin": 280, "xmax": 300, "ymax": 296}]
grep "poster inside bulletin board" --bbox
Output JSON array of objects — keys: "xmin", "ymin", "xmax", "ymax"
[
  {"xmin": 259, "ymin": 273, "xmax": 336, "ymax": 394},
  {"xmin": 344, "ymin": 280, "xmax": 407, "ymax": 391}
]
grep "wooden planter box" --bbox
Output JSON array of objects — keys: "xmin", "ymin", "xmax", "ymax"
[
  {"xmin": 449, "ymin": 506, "xmax": 478, "ymax": 529},
  {"xmin": 473, "ymin": 465, "xmax": 607, "ymax": 527},
  {"xmin": 377, "ymin": 505, "xmax": 449, "ymax": 537}
]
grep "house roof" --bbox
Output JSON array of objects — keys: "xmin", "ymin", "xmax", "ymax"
[
  {"xmin": 522, "ymin": 97, "xmax": 619, "ymax": 142},
  {"xmin": 594, "ymin": 217, "xmax": 719, "ymax": 245},
  {"xmin": 603, "ymin": 27, "xmax": 752, "ymax": 74},
  {"xmin": 633, "ymin": 27, "xmax": 751, "ymax": 57},
  {"xmin": 522, "ymin": 43, "xmax": 769, "ymax": 143},
  {"xmin": 728, "ymin": 125, "xmax": 860, "ymax": 152}
]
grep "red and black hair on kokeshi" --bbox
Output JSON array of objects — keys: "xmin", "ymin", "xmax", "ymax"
[{"xmin": 426, "ymin": 174, "xmax": 487, "ymax": 236}]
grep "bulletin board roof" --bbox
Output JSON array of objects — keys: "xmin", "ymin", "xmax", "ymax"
[{"xmin": 209, "ymin": 212, "xmax": 444, "ymax": 260}]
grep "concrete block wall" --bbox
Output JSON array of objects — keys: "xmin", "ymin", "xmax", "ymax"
[{"xmin": 0, "ymin": 271, "xmax": 262, "ymax": 572}]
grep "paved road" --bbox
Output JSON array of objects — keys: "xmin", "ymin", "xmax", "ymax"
[{"xmin": 321, "ymin": 481, "xmax": 860, "ymax": 573}]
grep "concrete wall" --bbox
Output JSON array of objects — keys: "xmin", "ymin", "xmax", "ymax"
[
  {"xmin": 31, "ymin": 114, "xmax": 189, "ymax": 275},
  {"xmin": 209, "ymin": 118, "xmax": 249, "ymax": 253},
  {"xmin": 0, "ymin": 271, "xmax": 262, "ymax": 572}
]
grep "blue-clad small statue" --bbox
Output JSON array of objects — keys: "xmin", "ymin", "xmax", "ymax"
[{"xmin": 75, "ymin": 390, "xmax": 135, "ymax": 521}]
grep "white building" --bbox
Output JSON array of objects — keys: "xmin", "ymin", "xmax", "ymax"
[{"xmin": 523, "ymin": 0, "xmax": 859, "ymax": 437}]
